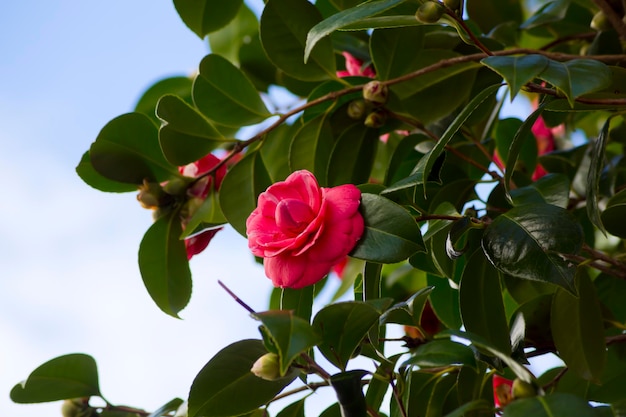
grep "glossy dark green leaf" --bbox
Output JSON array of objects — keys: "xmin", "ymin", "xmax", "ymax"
[
  {"xmin": 595, "ymin": 273, "xmax": 626, "ymax": 324},
  {"xmin": 305, "ymin": 0, "xmax": 405, "ymax": 62},
  {"xmin": 208, "ymin": 4, "xmax": 258, "ymax": 64},
  {"xmin": 89, "ymin": 113, "xmax": 179, "ymax": 185},
  {"xmin": 280, "ymin": 286, "xmax": 314, "ymax": 322},
  {"xmin": 156, "ymin": 94, "xmax": 230, "ymax": 166},
  {"xmin": 138, "ymin": 211, "xmax": 191, "ymax": 318},
  {"xmin": 260, "ymin": 0, "xmax": 336, "ymax": 81},
  {"xmin": 147, "ymin": 398, "xmax": 185, "ymax": 417},
  {"xmin": 289, "ymin": 114, "xmax": 335, "ymax": 185},
  {"xmin": 173, "ymin": 0, "xmax": 243, "ymax": 38},
  {"xmin": 134, "ymin": 76, "xmax": 193, "ymax": 125},
  {"xmin": 551, "ymin": 269, "xmax": 606, "ymax": 382},
  {"xmin": 538, "ymin": 59, "xmax": 613, "ymax": 107},
  {"xmin": 276, "ymin": 399, "xmax": 305, "ymax": 417},
  {"xmin": 426, "ymin": 274, "xmax": 462, "ymax": 330},
  {"xmin": 350, "ymin": 193, "xmax": 425, "ymax": 263},
  {"xmin": 188, "ymin": 339, "xmax": 297, "ymax": 417},
  {"xmin": 329, "ymin": 370, "xmax": 368, "ymax": 417},
  {"xmin": 481, "ymin": 55, "xmax": 549, "ymax": 100},
  {"xmin": 510, "ymin": 174, "xmax": 570, "ymax": 208},
  {"xmin": 219, "ymin": 151, "xmax": 272, "ymax": 237},
  {"xmin": 502, "ymin": 393, "xmax": 596, "ymax": 417},
  {"xmin": 442, "ymin": 399, "xmax": 492, "ymax": 417},
  {"xmin": 10, "ymin": 354, "xmax": 100, "ymax": 403},
  {"xmin": 601, "ymin": 188, "xmax": 626, "ymax": 238},
  {"xmin": 313, "ymin": 301, "xmax": 381, "ymax": 370},
  {"xmin": 193, "ymin": 54, "xmax": 271, "ymax": 127},
  {"xmin": 417, "ymin": 84, "xmax": 501, "ymax": 196},
  {"xmin": 76, "ymin": 151, "xmax": 138, "ymax": 193},
  {"xmin": 588, "ymin": 116, "xmax": 613, "ymax": 235},
  {"xmin": 326, "ymin": 123, "xmax": 379, "ymax": 186},
  {"xmin": 482, "ymin": 203, "xmax": 583, "ymax": 294},
  {"xmin": 459, "ymin": 251, "xmax": 511, "ymax": 355},
  {"xmin": 466, "ymin": 0, "xmax": 523, "ymax": 33},
  {"xmin": 253, "ymin": 310, "xmax": 321, "ymax": 376},
  {"xmin": 319, "ymin": 403, "xmax": 342, "ymax": 417},
  {"xmin": 181, "ymin": 192, "xmax": 227, "ymax": 239},
  {"xmin": 403, "ymin": 339, "xmax": 477, "ymax": 370}
]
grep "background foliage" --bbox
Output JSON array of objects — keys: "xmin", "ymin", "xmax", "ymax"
[{"xmin": 12, "ymin": 0, "xmax": 626, "ymax": 416}]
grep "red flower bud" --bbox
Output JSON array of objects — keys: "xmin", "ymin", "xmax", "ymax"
[{"xmin": 363, "ymin": 81, "xmax": 389, "ymax": 105}]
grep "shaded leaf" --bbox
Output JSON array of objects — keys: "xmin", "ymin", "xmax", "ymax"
[
  {"xmin": 138, "ymin": 211, "xmax": 191, "ymax": 318},
  {"xmin": 380, "ymin": 286, "xmax": 434, "ymax": 326},
  {"xmin": 481, "ymin": 55, "xmax": 549, "ymax": 100},
  {"xmin": 587, "ymin": 116, "xmax": 613, "ymax": 235},
  {"xmin": 350, "ymin": 193, "xmax": 425, "ymax": 263},
  {"xmin": 510, "ymin": 174, "xmax": 570, "ymax": 208},
  {"xmin": 326, "ymin": 123, "xmax": 379, "ymax": 186},
  {"xmin": 502, "ymin": 393, "xmax": 596, "ymax": 417},
  {"xmin": 403, "ymin": 339, "xmax": 477, "ymax": 370},
  {"xmin": 173, "ymin": 0, "xmax": 243, "ymax": 38},
  {"xmin": 330, "ymin": 370, "xmax": 368, "ymax": 417},
  {"xmin": 601, "ymin": 188, "xmax": 626, "ymax": 239},
  {"xmin": 538, "ymin": 59, "xmax": 613, "ymax": 107},
  {"xmin": 76, "ymin": 151, "xmax": 137, "ymax": 193},
  {"xmin": 188, "ymin": 339, "xmax": 297, "ymax": 417},
  {"xmin": 551, "ymin": 269, "xmax": 606, "ymax": 382},
  {"xmin": 482, "ymin": 203, "xmax": 583, "ymax": 294},
  {"xmin": 467, "ymin": 0, "xmax": 523, "ymax": 33},
  {"xmin": 193, "ymin": 54, "xmax": 271, "ymax": 127},
  {"xmin": 10, "ymin": 354, "xmax": 100, "ymax": 403}
]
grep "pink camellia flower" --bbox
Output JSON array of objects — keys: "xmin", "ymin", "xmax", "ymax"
[
  {"xmin": 179, "ymin": 154, "xmax": 228, "ymax": 260},
  {"xmin": 246, "ymin": 170, "xmax": 364, "ymax": 289},
  {"xmin": 337, "ymin": 52, "xmax": 376, "ymax": 78},
  {"xmin": 492, "ymin": 374, "xmax": 514, "ymax": 409}
]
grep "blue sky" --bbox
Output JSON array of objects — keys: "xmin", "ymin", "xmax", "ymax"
[{"xmin": 0, "ymin": 2, "xmax": 285, "ymax": 416}]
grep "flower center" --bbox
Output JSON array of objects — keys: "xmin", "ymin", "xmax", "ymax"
[{"xmin": 275, "ymin": 199, "xmax": 315, "ymax": 234}]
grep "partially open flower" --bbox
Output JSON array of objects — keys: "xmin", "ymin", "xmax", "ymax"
[
  {"xmin": 337, "ymin": 52, "xmax": 375, "ymax": 78},
  {"xmin": 493, "ymin": 374, "xmax": 514, "ymax": 408}
]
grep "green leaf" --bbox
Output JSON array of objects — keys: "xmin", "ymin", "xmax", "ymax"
[
  {"xmin": 289, "ymin": 114, "xmax": 335, "ymax": 185},
  {"xmin": 138, "ymin": 211, "xmax": 191, "ymax": 318},
  {"xmin": 403, "ymin": 339, "xmax": 477, "ymax": 370},
  {"xmin": 89, "ymin": 113, "xmax": 179, "ymax": 185},
  {"xmin": 193, "ymin": 54, "xmax": 271, "ymax": 127},
  {"xmin": 181, "ymin": 191, "xmax": 227, "ymax": 239},
  {"xmin": 482, "ymin": 203, "xmax": 583, "ymax": 294},
  {"xmin": 467, "ymin": 0, "xmax": 523, "ymax": 33},
  {"xmin": 459, "ymin": 251, "xmax": 511, "ymax": 355},
  {"xmin": 481, "ymin": 55, "xmax": 549, "ymax": 100},
  {"xmin": 426, "ymin": 274, "xmax": 462, "ymax": 329},
  {"xmin": 551, "ymin": 269, "xmax": 607, "ymax": 382},
  {"xmin": 601, "ymin": 188, "xmax": 626, "ymax": 238},
  {"xmin": 134, "ymin": 76, "xmax": 193, "ymax": 125},
  {"xmin": 370, "ymin": 26, "xmax": 423, "ymax": 83},
  {"xmin": 76, "ymin": 151, "xmax": 138, "ymax": 193},
  {"xmin": 587, "ymin": 116, "xmax": 613, "ymax": 235},
  {"xmin": 305, "ymin": 0, "xmax": 405, "ymax": 62},
  {"xmin": 313, "ymin": 301, "xmax": 381, "ymax": 370},
  {"xmin": 443, "ymin": 400, "xmax": 492, "ymax": 417},
  {"xmin": 147, "ymin": 399, "xmax": 185, "ymax": 417},
  {"xmin": 260, "ymin": 0, "xmax": 336, "ymax": 81},
  {"xmin": 538, "ymin": 59, "xmax": 613, "ymax": 107},
  {"xmin": 502, "ymin": 393, "xmax": 596, "ymax": 417},
  {"xmin": 173, "ymin": 0, "xmax": 243, "ymax": 38},
  {"xmin": 417, "ymin": 84, "xmax": 501, "ymax": 196},
  {"xmin": 219, "ymin": 150, "xmax": 272, "ymax": 237},
  {"xmin": 510, "ymin": 174, "xmax": 570, "ymax": 208},
  {"xmin": 156, "ymin": 94, "xmax": 229, "ymax": 166},
  {"xmin": 327, "ymin": 123, "xmax": 379, "ymax": 186},
  {"xmin": 276, "ymin": 399, "xmax": 306, "ymax": 417},
  {"xmin": 380, "ymin": 286, "xmax": 434, "ymax": 326},
  {"xmin": 280, "ymin": 285, "xmax": 315, "ymax": 322},
  {"xmin": 188, "ymin": 339, "xmax": 297, "ymax": 417},
  {"xmin": 208, "ymin": 4, "xmax": 258, "ymax": 65},
  {"xmin": 329, "ymin": 370, "xmax": 368, "ymax": 417},
  {"xmin": 350, "ymin": 193, "xmax": 425, "ymax": 263},
  {"xmin": 10, "ymin": 354, "xmax": 100, "ymax": 403},
  {"xmin": 253, "ymin": 310, "xmax": 321, "ymax": 376}
]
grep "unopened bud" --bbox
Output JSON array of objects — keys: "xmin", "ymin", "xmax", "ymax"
[
  {"xmin": 364, "ymin": 109, "xmax": 387, "ymax": 128},
  {"xmin": 347, "ymin": 99, "xmax": 368, "ymax": 120},
  {"xmin": 180, "ymin": 197, "xmax": 204, "ymax": 220},
  {"xmin": 137, "ymin": 179, "xmax": 165, "ymax": 210},
  {"xmin": 443, "ymin": 0, "xmax": 460, "ymax": 11},
  {"xmin": 512, "ymin": 378, "xmax": 538, "ymax": 399},
  {"xmin": 362, "ymin": 81, "xmax": 388, "ymax": 105},
  {"xmin": 163, "ymin": 178, "xmax": 189, "ymax": 196},
  {"xmin": 61, "ymin": 398, "xmax": 91, "ymax": 417},
  {"xmin": 250, "ymin": 353, "xmax": 281, "ymax": 381},
  {"xmin": 591, "ymin": 11, "xmax": 612, "ymax": 31},
  {"xmin": 415, "ymin": 1, "xmax": 445, "ymax": 24}
]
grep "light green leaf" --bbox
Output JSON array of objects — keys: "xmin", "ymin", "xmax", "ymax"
[
  {"xmin": 260, "ymin": 0, "xmax": 336, "ymax": 81},
  {"xmin": 305, "ymin": 0, "xmax": 405, "ymax": 62},
  {"xmin": 181, "ymin": 191, "xmax": 227, "ymax": 239},
  {"xmin": 10, "ymin": 354, "xmax": 101, "ymax": 403},
  {"xmin": 253, "ymin": 311, "xmax": 321, "ymax": 376},
  {"xmin": 482, "ymin": 203, "xmax": 583, "ymax": 294},
  {"xmin": 138, "ymin": 211, "xmax": 191, "ymax": 318},
  {"xmin": 188, "ymin": 339, "xmax": 297, "ymax": 417},
  {"xmin": 481, "ymin": 55, "xmax": 549, "ymax": 100},
  {"xmin": 173, "ymin": 0, "xmax": 243, "ymax": 38},
  {"xmin": 156, "ymin": 94, "xmax": 230, "ymax": 166},
  {"xmin": 193, "ymin": 54, "xmax": 271, "ymax": 127},
  {"xmin": 551, "ymin": 269, "xmax": 607, "ymax": 382},
  {"xmin": 538, "ymin": 59, "xmax": 613, "ymax": 107},
  {"xmin": 350, "ymin": 193, "xmax": 425, "ymax": 263}
]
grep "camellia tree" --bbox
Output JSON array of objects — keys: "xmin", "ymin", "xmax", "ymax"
[{"xmin": 11, "ymin": 0, "xmax": 626, "ymax": 416}]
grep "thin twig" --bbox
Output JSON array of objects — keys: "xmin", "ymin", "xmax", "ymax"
[
  {"xmin": 592, "ymin": 0, "xmax": 626, "ymax": 38},
  {"xmin": 444, "ymin": 9, "xmax": 493, "ymax": 55},
  {"xmin": 542, "ymin": 367, "xmax": 569, "ymax": 391},
  {"xmin": 218, "ymin": 280, "xmax": 256, "ymax": 314},
  {"xmin": 582, "ymin": 244, "xmax": 626, "ymax": 270},
  {"xmin": 390, "ymin": 378, "xmax": 409, "ymax": 417}
]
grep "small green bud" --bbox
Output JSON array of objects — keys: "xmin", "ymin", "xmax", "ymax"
[
  {"xmin": 416, "ymin": 1, "xmax": 445, "ymax": 24},
  {"xmin": 364, "ymin": 109, "xmax": 387, "ymax": 128},
  {"xmin": 163, "ymin": 177, "xmax": 189, "ymax": 196},
  {"xmin": 362, "ymin": 81, "xmax": 389, "ymax": 105},
  {"xmin": 347, "ymin": 99, "xmax": 368, "ymax": 119},
  {"xmin": 512, "ymin": 378, "xmax": 538, "ymax": 399},
  {"xmin": 251, "ymin": 353, "xmax": 282, "ymax": 381},
  {"xmin": 61, "ymin": 398, "xmax": 92, "ymax": 417},
  {"xmin": 591, "ymin": 11, "xmax": 612, "ymax": 31}
]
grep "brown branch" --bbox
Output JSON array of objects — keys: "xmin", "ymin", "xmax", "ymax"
[
  {"xmin": 582, "ymin": 243, "xmax": 626, "ymax": 271},
  {"xmin": 443, "ymin": 8, "xmax": 493, "ymax": 55},
  {"xmin": 561, "ymin": 254, "xmax": 626, "ymax": 279},
  {"xmin": 592, "ymin": 0, "xmax": 626, "ymax": 39},
  {"xmin": 445, "ymin": 145, "xmax": 501, "ymax": 180},
  {"xmin": 390, "ymin": 378, "xmax": 409, "ymax": 417},
  {"xmin": 540, "ymin": 32, "xmax": 597, "ymax": 50},
  {"xmin": 606, "ymin": 333, "xmax": 626, "ymax": 346}
]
